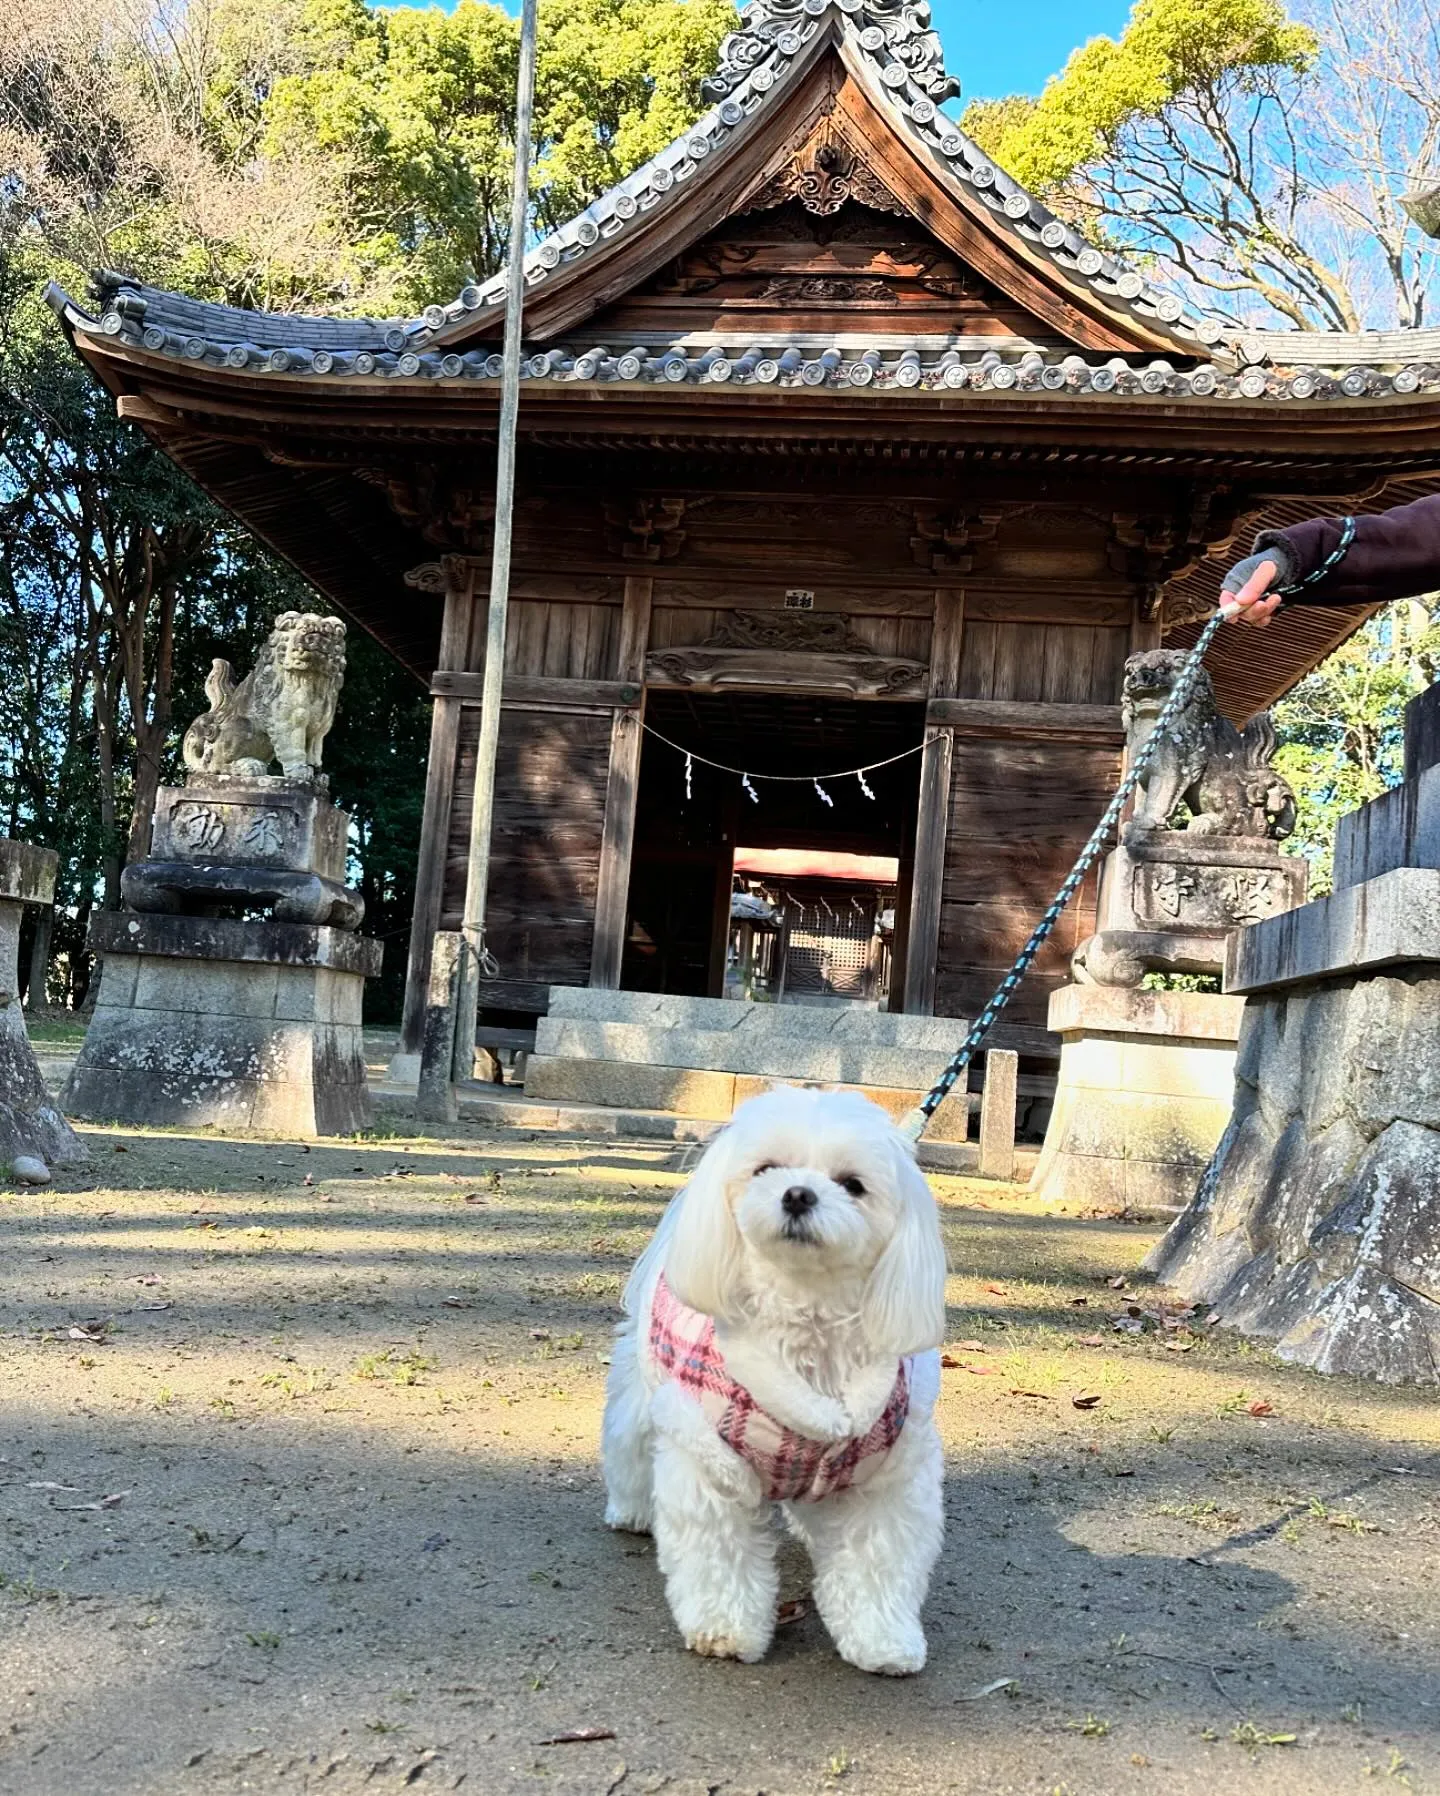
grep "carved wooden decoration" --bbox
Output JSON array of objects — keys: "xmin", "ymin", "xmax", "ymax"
[
  {"xmin": 605, "ymin": 498, "xmax": 688, "ymax": 562},
  {"xmin": 909, "ymin": 507, "xmax": 1003, "ymax": 574},
  {"xmin": 744, "ymin": 117, "xmax": 908, "ymax": 219},
  {"xmin": 646, "ymin": 647, "xmax": 927, "ymax": 699},
  {"xmin": 704, "ymin": 609, "xmax": 874, "ymax": 652}
]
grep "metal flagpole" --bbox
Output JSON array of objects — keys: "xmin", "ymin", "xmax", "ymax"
[{"xmin": 451, "ymin": 0, "xmax": 540, "ymax": 1082}]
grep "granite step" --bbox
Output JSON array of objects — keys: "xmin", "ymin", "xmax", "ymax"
[
  {"xmin": 530, "ymin": 1015, "xmax": 970, "ymax": 1089},
  {"xmin": 543, "ymin": 985, "xmax": 973, "ymax": 1052},
  {"xmin": 370, "ymin": 1078, "xmax": 1036, "ymax": 1180}
]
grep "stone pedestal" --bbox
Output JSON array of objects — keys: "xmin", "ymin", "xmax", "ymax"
[
  {"xmin": 0, "ymin": 841, "xmax": 87, "ymax": 1169},
  {"xmin": 64, "ymin": 914, "xmax": 381, "ymax": 1138},
  {"xmin": 1030, "ymin": 984, "xmax": 1244, "ymax": 1211},
  {"xmin": 1076, "ymin": 827, "xmax": 1307, "ymax": 986},
  {"xmin": 1149, "ymin": 684, "xmax": 1440, "ymax": 1383},
  {"xmin": 123, "ymin": 775, "xmax": 362, "ymax": 928}
]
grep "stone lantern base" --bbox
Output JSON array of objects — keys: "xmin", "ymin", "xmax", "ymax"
[
  {"xmin": 1030, "ymin": 983, "xmax": 1245, "ymax": 1212},
  {"xmin": 64, "ymin": 914, "xmax": 382, "ymax": 1139}
]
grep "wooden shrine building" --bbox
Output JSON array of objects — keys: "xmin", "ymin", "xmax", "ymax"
[{"xmin": 52, "ymin": 0, "xmax": 1440, "ymax": 1079}]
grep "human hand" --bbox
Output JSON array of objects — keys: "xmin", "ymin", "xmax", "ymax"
[{"xmin": 1220, "ymin": 553, "xmax": 1284, "ymax": 627}]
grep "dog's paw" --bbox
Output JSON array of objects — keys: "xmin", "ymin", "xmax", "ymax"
[
  {"xmin": 685, "ymin": 1629, "xmax": 767, "ymax": 1663},
  {"xmin": 841, "ymin": 1624, "xmax": 927, "ymax": 1677},
  {"xmin": 603, "ymin": 1504, "xmax": 652, "ymax": 1535}
]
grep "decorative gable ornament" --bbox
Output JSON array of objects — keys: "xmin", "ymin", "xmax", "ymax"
[{"xmin": 703, "ymin": 0, "xmax": 959, "ymax": 107}]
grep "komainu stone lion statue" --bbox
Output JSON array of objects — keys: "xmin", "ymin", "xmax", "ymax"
[
  {"xmin": 1123, "ymin": 650, "xmax": 1295, "ymax": 839},
  {"xmin": 183, "ymin": 613, "xmax": 346, "ymax": 782}
]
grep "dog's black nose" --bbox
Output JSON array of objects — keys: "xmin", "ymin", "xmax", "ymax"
[{"xmin": 781, "ymin": 1185, "xmax": 817, "ymax": 1217}]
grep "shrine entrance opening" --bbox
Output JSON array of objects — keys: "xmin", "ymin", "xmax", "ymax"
[{"xmin": 621, "ymin": 690, "xmax": 925, "ymax": 1007}]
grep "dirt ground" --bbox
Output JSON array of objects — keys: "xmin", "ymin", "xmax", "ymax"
[{"xmin": 3, "ymin": 1106, "xmax": 1439, "ymax": 1796}]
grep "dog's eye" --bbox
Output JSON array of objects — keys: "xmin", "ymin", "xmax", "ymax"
[
  {"xmin": 753, "ymin": 1162, "xmax": 776, "ymax": 1177},
  {"xmin": 840, "ymin": 1176, "xmax": 866, "ymax": 1197}
]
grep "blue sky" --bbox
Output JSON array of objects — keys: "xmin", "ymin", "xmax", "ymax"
[{"xmin": 375, "ymin": 1, "xmax": 1137, "ymax": 101}]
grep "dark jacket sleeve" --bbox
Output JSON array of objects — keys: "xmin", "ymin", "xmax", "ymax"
[{"xmin": 1253, "ymin": 493, "xmax": 1440, "ymax": 608}]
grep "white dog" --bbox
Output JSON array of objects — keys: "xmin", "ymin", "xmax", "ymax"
[{"xmin": 602, "ymin": 1086, "xmax": 948, "ymax": 1674}]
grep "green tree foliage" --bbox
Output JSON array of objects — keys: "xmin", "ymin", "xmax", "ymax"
[
  {"xmin": 962, "ymin": 0, "xmax": 1439, "ymax": 331},
  {"xmin": 0, "ymin": 0, "xmax": 729, "ymax": 1011},
  {"xmin": 1274, "ymin": 602, "xmax": 1440, "ymax": 894},
  {"xmin": 219, "ymin": 0, "xmax": 735, "ymax": 310}
]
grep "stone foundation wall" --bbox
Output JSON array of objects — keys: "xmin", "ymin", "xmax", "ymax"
[{"xmin": 1147, "ymin": 966, "xmax": 1440, "ymax": 1383}]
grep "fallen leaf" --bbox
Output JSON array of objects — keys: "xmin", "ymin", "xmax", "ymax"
[
  {"xmin": 956, "ymin": 1677, "xmax": 1016, "ymax": 1702},
  {"xmin": 303, "ymin": 1175, "xmax": 314, "ymax": 1187},
  {"xmin": 53, "ymin": 1489, "xmax": 132, "ymax": 1512},
  {"xmin": 1248, "ymin": 1400, "xmax": 1275, "ymax": 1417},
  {"xmin": 954, "ymin": 1340, "xmax": 988, "ymax": 1353},
  {"xmin": 1068, "ymin": 1297, "xmax": 1089, "ymax": 1308},
  {"xmin": 135, "ymin": 1302, "xmax": 172, "ymax": 1313},
  {"xmin": 1165, "ymin": 1339, "xmax": 1195, "ymax": 1353},
  {"xmin": 776, "ymin": 1597, "xmax": 810, "ymax": 1627},
  {"xmin": 983, "ymin": 1284, "xmax": 1009, "ymax": 1297},
  {"xmin": 537, "ymin": 1728, "xmax": 616, "ymax": 1746},
  {"xmin": 442, "ymin": 1297, "xmax": 469, "ymax": 1309},
  {"xmin": 27, "ymin": 1481, "xmax": 77, "ymax": 1492},
  {"xmin": 112, "ymin": 1144, "xmax": 128, "ymax": 1153},
  {"xmin": 1077, "ymin": 1334, "xmax": 1105, "ymax": 1348},
  {"xmin": 1009, "ymin": 1389, "xmax": 1051, "ymax": 1400},
  {"xmin": 1072, "ymin": 1394, "xmax": 1102, "ymax": 1410},
  {"xmin": 1107, "ymin": 1275, "xmax": 1128, "ymax": 1290},
  {"xmin": 941, "ymin": 1354, "xmax": 962, "ymax": 1368},
  {"xmin": 67, "ymin": 1327, "xmax": 107, "ymax": 1344},
  {"xmin": 530, "ymin": 1328, "xmax": 551, "ymax": 1341}
]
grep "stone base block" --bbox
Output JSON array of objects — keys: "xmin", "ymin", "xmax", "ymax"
[
  {"xmin": 64, "ymin": 916, "xmax": 380, "ymax": 1139},
  {"xmin": 1150, "ymin": 950, "xmax": 1440, "ymax": 1383},
  {"xmin": 151, "ymin": 777, "xmax": 348, "ymax": 880},
  {"xmin": 523, "ymin": 1054, "xmax": 972, "ymax": 1140},
  {"xmin": 1030, "ymin": 984, "xmax": 1243, "ymax": 1211}
]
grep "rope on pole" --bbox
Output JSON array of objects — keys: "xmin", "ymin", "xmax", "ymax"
[{"xmin": 452, "ymin": 0, "xmax": 539, "ymax": 1082}]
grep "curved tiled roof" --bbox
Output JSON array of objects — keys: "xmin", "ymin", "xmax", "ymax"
[
  {"xmin": 46, "ymin": 276, "xmax": 1440, "ymax": 405},
  {"xmin": 44, "ymin": 0, "xmax": 1440, "ymax": 409}
]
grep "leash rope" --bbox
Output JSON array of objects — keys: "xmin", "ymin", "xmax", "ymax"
[{"xmin": 900, "ymin": 517, "xmax": 1356, "ymax": 1145}]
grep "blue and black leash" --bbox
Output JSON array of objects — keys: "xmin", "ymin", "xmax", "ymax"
[{"xmin": 899, "ymin": 519, "xmax": 1356, "ymax": 1143}]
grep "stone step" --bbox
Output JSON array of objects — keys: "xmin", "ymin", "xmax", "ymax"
[
  {"xmin": 1333, "ymin": 762, "xmax": 1440, "ymax": 890},
  {"xmin": 543, "ymin": 984, "xmax": 972, "ymax": 1052},
  {"xmin": 522, "ymin": 1053, "xmax": 973, "ymax": 1140},
  {"xmin": 370, "ymin": 1079, "xmax": 1038, "ymax": 1181},
  {"xmin": 531, "ymin": 1015, "xmax": 971, "ymax": 1090},
  {"xmin": 1405, "ymin": 681, "xmax": 1440, "ymax": 783}
]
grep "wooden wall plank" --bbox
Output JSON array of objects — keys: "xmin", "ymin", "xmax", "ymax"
[
  {"xmin": 935, "ymin": 736, "xmax": 1122, "ymax": 1033},
  {"xmin": 925, "ymin": 697, "xmax": 1123, "ymax": 743},
  {"xmin": 441, "ymin": 708, "xmax": 612, "ymax": 997},
  {"xmin": 591, "ymin": 576, "xmax": 654, "ymax": 988},
  {"xmin": 902, "ymin": 730, "xmax": 954, "ymax": 1016}
]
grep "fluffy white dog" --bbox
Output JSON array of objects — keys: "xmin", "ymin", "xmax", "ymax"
[{"xmin": 602, "ymin": 1086, "xmax": 948, "ymax": 1674}]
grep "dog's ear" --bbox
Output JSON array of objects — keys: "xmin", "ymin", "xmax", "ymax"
[
  {"xmin": 861, "ymin": 1140, "xmax": 948, "ymax": 1357},
  {"xmin": 658, "ymin": 1130, "xmax": 744, "ymax": 1321}
]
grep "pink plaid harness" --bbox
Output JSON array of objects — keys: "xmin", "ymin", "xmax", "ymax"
[{"xmin": 648, "ymin": 1273, "xmax": 910, "ymax": 1504}]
